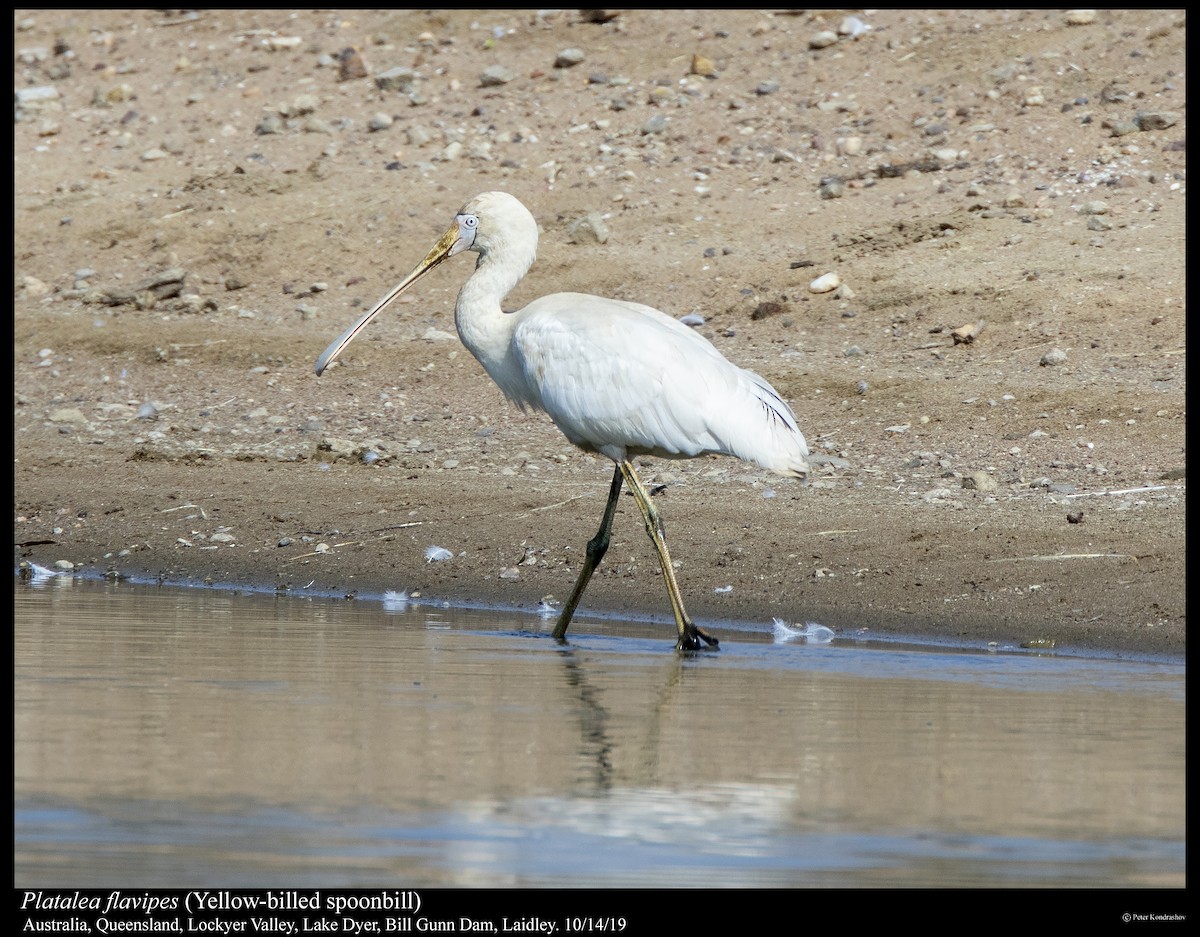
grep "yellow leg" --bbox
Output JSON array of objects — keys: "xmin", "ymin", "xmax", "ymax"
[
  {"xmin": 618, "ymin": 461, "xmax": 719, "ymax": 651},
  {"xmin": 552, "ymin": 464, "xmax": 624, "ymax": 641}
]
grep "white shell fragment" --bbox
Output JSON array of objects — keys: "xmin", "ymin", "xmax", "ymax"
[
  {"xmin": 808, "ymin": 272, "xmax": 841, "ymax": 293},
  {"xmin": 951, "ymin": 320, "xmax": 985, "ymax": 345}
]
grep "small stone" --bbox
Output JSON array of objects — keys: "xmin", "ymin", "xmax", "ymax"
[
  {"xmin": 1040, "ymin": 348, "xmax": 1068, "ymax": 366},
  {"xmin": 567, "ymin": 212, "xmax": 609, "ymax": 244},
  {"xmin": 338, "ymin": 48, "xmax": 369, "ymax": 81},
  {"xmin": 1064, "ymin": 9, "xmax": 1097, "ymax": 25},
  {"xmin": 1066, "ymin": 511, "xmax": 1085, "ymax": 524},
  {"xmin": 479, "ymin": 65, "xmax": 514, "ymax": 87},
  {"xmin": 809, "ymin": 30, "xmax": 839, "ymax": 49},
  {"xmin": 962, "ymin": 471, "xmax": 998, "ymax": 492},
  {"xmin": 818, "ymin": 177, "xmax": 845, "ymax": 199},
  {"xmin": 690, "ymin": 54, "xmax": 715, "ymax": 77},
  {"xmin": 256, "ymin": 114, "xmax": 284, "ymax": 135},
  {"xmin": 264, "ymin": 36, "xmax": 302, "ymax": 52},
  {"xmin": 368, "ymin": 112, "xmax": 393, "ymax": 131},
  {"xmin": 375, "ymin": 67, "xmax": 415, "ymax": 93},
  {"xmin": 15, "ymin": 85, "xmax": 60, "ymax": 108},
  {"xmin": 641, "ymin": 114, "xmax": 667, "ymax": 135},
  {"xmin": 836, "ymin": 136, "xmax": 862, "ymax": 156},
  {"xmin": 554, "ymin": 48, "xmax": 585, "ymax": 68},
  {"xmin": 1102, "ymin": 118, "xmax": 1140, "ymax": 137},
  {"xmin": 809, "ymin": 272, "xmax": 841, "ymax": 293},
  {"xmin": 951, "ymin": 320, "xmax": 985, "ymax": 344},
  {"xmin": 1134, "ymin": 111, "xmax": 1179, "ymax": 132},
  {"xmin": 22, "ymin": 275, "xmax": 50, "ymax": 297}
]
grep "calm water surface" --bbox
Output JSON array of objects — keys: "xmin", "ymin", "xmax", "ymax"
[{"xmin": 14, "ymin": 576, "xmax": 1185, "ymax": 888}]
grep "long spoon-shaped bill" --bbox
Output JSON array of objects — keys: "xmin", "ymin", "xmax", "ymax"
[{"xmin": 314, "ymin": 224, "xmax": 460, "ymax": 376}]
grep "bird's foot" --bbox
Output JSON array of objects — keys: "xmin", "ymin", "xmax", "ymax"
[{"xmin": 676, "ymin": 623, "xmax": 720, "ymax": 652}]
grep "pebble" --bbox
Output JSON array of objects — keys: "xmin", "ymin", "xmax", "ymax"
[
  {"xmin": 1040, "ymin": 348, "xmax": 1068, "ymax": 367},
  {"xmin": 690, "ymin": 54, "xmax": 715, "ymax": 77},
  {"xmin": 15, "ymin": 85, "xmax": 60, "ymax": 109},
  {"xmin": 641, "ymin": 114, "xmax": 667, "ymax": 135},
  {"xmin": 818, "ymin": 178, "xmax": 845, "ymax": 199},
  {"xmin": 1102, "ymin": 118, "xmax": 1140, "ymax": 137},
  {"xmin": 264, "ymin": 36, "xmax": 302, "ymax": 52},
  {"xmin": 1064, "ymin": 9, "xmax": 1097, "ymax": 25},
  {"xmin": 554, "ymin": 48, "xmax": 585, "ymax": 68},
  {"xmin": 23, "ymin": 276, "xmax": 50, "ymax": 297},
  {"xmin": 809, "ymin": 30, "xmax": 839, "ymax": 49},
  {"xmin": 338, "ymin": 48, "xmax": 369, "ymax": 82},
  {"xmin": 375, "ymin": 67, "xmax": 415, "ymax": 93},
  {"xmin": 809, "ymin": 272, "xmax": 841, "ymax": 293},
  {"xmin": 567, "ymin": 212, "xmax": 609, "ymax": 244},
  {"xmin": 368, "ymin": 113, "xmax": 393, "ymax": 132},
  {"xmin": 256, "ymin": 114, "xmax": 284, "ymax": 135},
  {"xmin": 1134, "ymin": 111, "xmax": 1179, "ymax": 131},
  {"xmin": 962, "ymin": 471, "xmax": 998, "ymax": 492},
  {"xmin": 479, "ymin": 65, "xmax": 514, "ymax": 87},
  {"xmin": 836, "ymin": 136, "xmax": 863, "ymax": 157}
]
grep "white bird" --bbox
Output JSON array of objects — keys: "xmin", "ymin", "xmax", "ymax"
[{"xmin": 316, "ymin": 192, "xmax": 809, "ymax": 650}]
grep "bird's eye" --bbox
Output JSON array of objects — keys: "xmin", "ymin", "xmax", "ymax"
[{"xmin": 462, "ymin": 214, "xmax": 478, "ymax": 229}]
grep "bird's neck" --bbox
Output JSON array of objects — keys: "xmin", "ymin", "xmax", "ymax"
[{"xmin": 454, "ymin": 246, "xmax": 533, "ymax": 389}]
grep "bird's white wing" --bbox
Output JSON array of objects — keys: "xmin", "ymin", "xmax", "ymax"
[{"xmin": 511, "ymin": 293, "xmax": 808, "ymax": 474}]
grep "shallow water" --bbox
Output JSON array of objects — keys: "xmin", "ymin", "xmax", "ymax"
[{"xmin": 14, "ymin": 576, "xmax": 1185, "ymax": 888}]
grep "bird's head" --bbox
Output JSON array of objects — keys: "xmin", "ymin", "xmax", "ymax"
[
  {"xmin": 315, "ymin": 191, "xmax": 538, "ymax": 376},
  {"xmin": 453, "ymin": 191, "xmax": 539, "ymax": 265}
]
